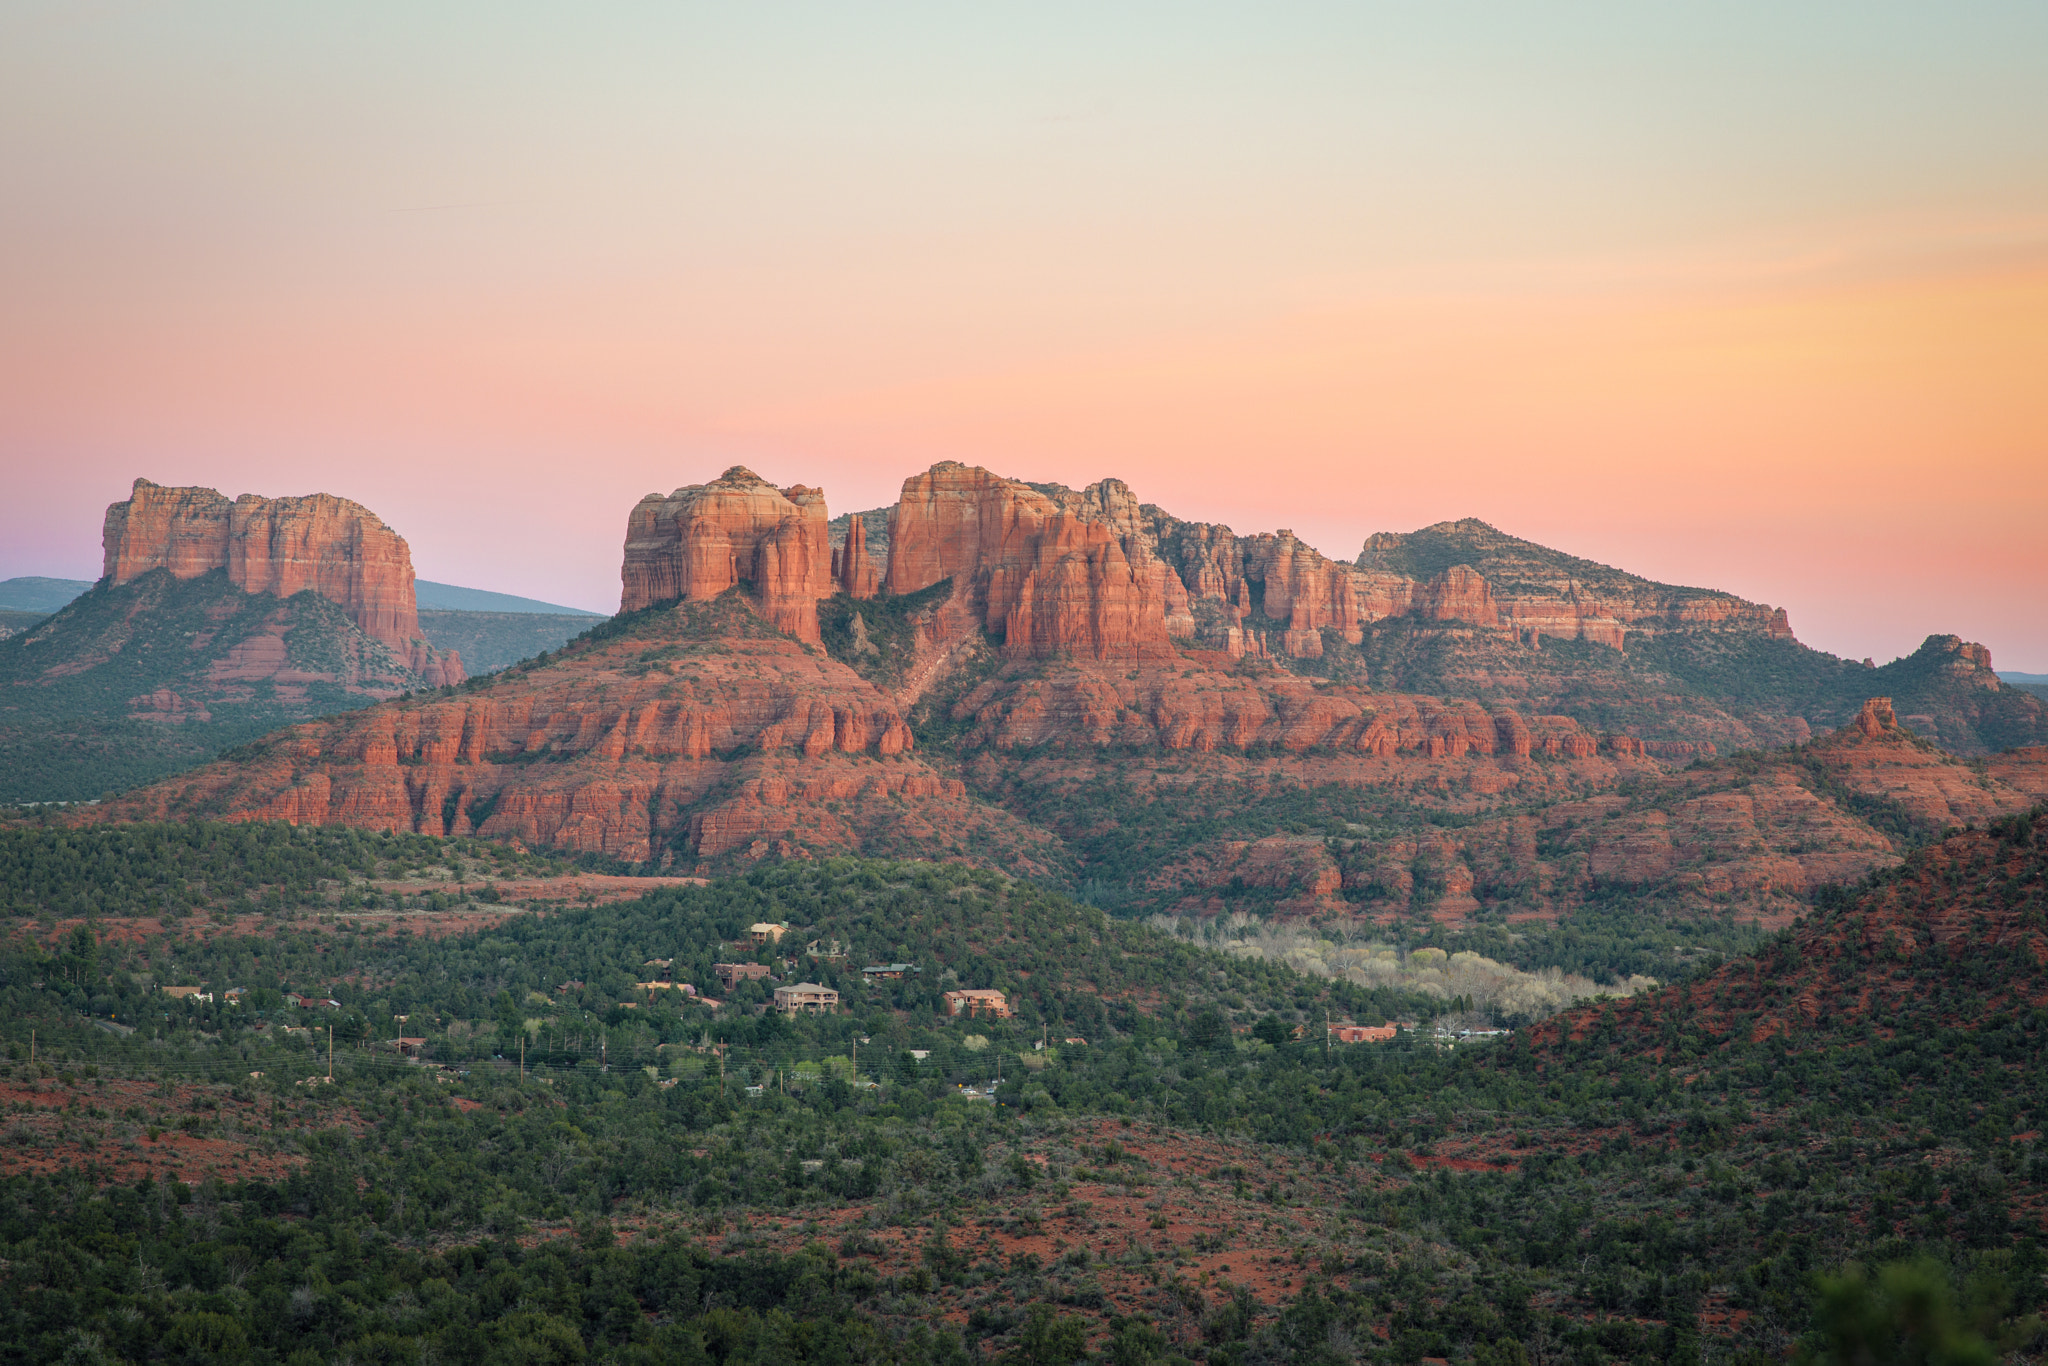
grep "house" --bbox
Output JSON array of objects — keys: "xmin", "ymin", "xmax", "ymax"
[
  {"xmin": 806, "ymin": 939, "xmax": 847, "ymax": 961},
  {"xmin": 773, "ymin": 983, "xmax": 840, "ymax": 1016},
  {"xmin": 163, "ymin": 986, "xmax": 212, "ymax": 1002},
  {"xmin": 943, "ymin": 988, "xmax": 1011, "ymax": 1020},
  {"xmin": 555, "ymin": 980, "xmax": 585, "ymax": 994},
  {"xmin": 862, "ymin": 963, "xmax": 919, "ymax": 982},
  {"xmin": 748, "ymin": 922, "xmax": 789, "ymax": 946},
  {"xmin": 386, "ymin": 1037, "xmax": 429, "ymax": 1057},
  {"xmin": 1332, "ymin": 1024, "xmax": 1397, "ymax": 1044},
  {"xmin": 713, "ymin": 962, "xmax": 773, "ymax": 991},
  {"xmin": 637, "ymin": 981, "xmax": 684, "ymax": 993}
]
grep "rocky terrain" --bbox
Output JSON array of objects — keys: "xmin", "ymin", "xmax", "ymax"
[
  {"xmin": 0, "ymin": 481, "xmax": 463, "ymax": 801},
  {"xmin": 92, "ymin": 592, "xmax": 1055, "ymax": 874},
  {"xmin": 1527, "ymin": 801, "xmax": 2048, "ymax": 1051},
  {"xmin": 102, "ymin": 479, "xmax": 461, "ymax": 683},
  {"xmin": 67, "ymin": 461, "xmax": 2048, "ymax": 930}
]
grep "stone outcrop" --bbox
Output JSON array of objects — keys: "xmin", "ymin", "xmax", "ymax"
[
  {"xmin": 947, "ymin": 664, "xmax": 1612, "ymax": 767},
  {"xmin": 101, "ymin": 479, "xmax": 462, "ymax": 684},
  {"xmin": 620, "ymin": 467, "xmax": 832, "ymax": 643},
  {"xmin": 886, "ymin": 463, "xmax": 1181, "ymax": 662},
  {"xmin": 77, "ymin": 461, "xmax": 2048, "ymax": 925},
  {"xmin": 1357, "ymin": 518, "xmax": 1795, "ymax": 648},
  {"xmin": 831, "ymin": 511, "xmax": 881, "ymax": 599},
  {"xmin": 94, "ymin": 600, "xmax": 1053, "ymax": 872},
  {"xmin": 864, "ymin": 464, "xmax": 1817, "ymax": 669}
]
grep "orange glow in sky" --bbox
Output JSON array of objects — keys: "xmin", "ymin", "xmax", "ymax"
[{"xmin": 2, "ymin": 4, "xmax": 2044, "ymax": 667}]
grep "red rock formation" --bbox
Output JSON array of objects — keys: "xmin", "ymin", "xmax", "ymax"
[
  {"xmin": 1803, "ymin": 696, "xmax": 2039, "ymax": 830},
  {"xmin": 619, "ymin": 467, "xmax": 832, "ymax": 643},
  {"xmin": 946, "ymin": 663, "xmax": 1615, "ymax": 767},
  {"xmin": 93, "ymin": 601, "xmax": 1051, "ymax": 871},
  {"xmin": 832, "ymin": 512, "xmax": 881, "ymax": 599},
  {"xmin": 1357, "ymin": 519, "xmax": 1796, "ymax": 647},
  {"xmin": 885, "ymin": 463, "xmax": 1181, "ymax": 662},
  {"xmin": 100, "ymin": 479, "xmax": 462, "ymax": 684},
  {"xmin": 1238, "ymin": 533, "xmax": 1367, "ymax": 658}
]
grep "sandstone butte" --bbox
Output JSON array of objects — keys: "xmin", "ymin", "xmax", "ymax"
[
  {"xmin": 93, "ymin": 599, "xmax": 1055, "ymax": 872},
  {"xmin": 610, "ymin": 459, "xmax": 1875, "ymax": 679},
  {"xmin": 102, "ymin": 478, "xmax": 464, "ymax": 687},
  {"xmin": 872, "ymin": 460, "xmax": 1800, "ymax": 666},
  {"xmin": 91, "ymin": 462, "xmax": 2048, "ymax": 915}
]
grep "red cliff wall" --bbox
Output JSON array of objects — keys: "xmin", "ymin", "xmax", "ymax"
[
  {"xmin": 886, "ymin": 463, "xmax": 1181, "ymax": 662},
  {"xmin": 619, "ymin": 467, "xmax": 833, "ymax": 642},
  {"xmin": 101, "ymin": 479, "xmax": 462, "ymax": 684}
]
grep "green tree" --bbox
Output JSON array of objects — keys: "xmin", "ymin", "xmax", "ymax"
[
  {"xmin": 1799, "ymin": 1260, "xmax": 2011, "ymax": 1366},
  {"xmin": 1011, "ymin": 1304, "xmax": 1088, "ymax": 1366}
]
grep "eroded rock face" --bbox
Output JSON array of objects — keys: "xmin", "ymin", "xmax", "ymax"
[
  {"xmin": 95, "ymin": 599, "xmax": 1053, "ymax": 871},
  {"xmin": 831, "ymin": 512, "xmax": 881, "ymax": 599},
  {"xmin": 886, "ymin": 462, "xmax": 1181, "ymax": 662},
  {"xmin": 620, "ymin": 467, "xmax": 832, "ymax": 642},
  {"xmin": 101, "ymin": 479, "xmax": 462, "ymax": 684}
]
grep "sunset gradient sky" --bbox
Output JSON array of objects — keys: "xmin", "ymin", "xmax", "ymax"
[{"xmin": 4, "ymin": 3, "xmax": 2045, "ymax": 666}]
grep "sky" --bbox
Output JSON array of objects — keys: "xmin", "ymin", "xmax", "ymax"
[{"xmin": 2, "ymin": 3, "xmax": 2044, "ymax": 667}]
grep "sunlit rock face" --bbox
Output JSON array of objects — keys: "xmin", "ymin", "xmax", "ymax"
[{"xmin": 101, "ymin": 478, "xmax": 462, "ymax": 684}]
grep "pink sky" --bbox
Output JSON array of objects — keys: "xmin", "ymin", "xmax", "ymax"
[{"xmin": 2, "ymin": 5, "xmax": 2044, "ymax": 668}]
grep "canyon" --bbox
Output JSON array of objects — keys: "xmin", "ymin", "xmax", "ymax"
[{"xmin": 85, "ymin": 460, "xmax": 2048, "ymax": 929}]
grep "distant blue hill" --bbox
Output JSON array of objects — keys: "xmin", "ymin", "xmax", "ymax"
[
  {"xmin": 2000, "ymin": 672, "xmax": 2048, "ymax": 684},
  {"xmin": 412, "ymin": 581, "xmax": 603, "ymax": 616},
  {"xmin": 0, "ymin": 577, "xmax": 93, "ymax": 613}
]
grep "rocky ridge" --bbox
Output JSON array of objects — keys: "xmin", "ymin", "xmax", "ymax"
[
  {"xmin": 95, "ymin": 593, "xmax": 1052, "ymax": 872},
  {"xmin": 83, "ymin": 463, "xmax": 2048, "ymax": 926},
  {"xmin": 0, "ymin": 481, "xmax": 466, "ymax": 802}
]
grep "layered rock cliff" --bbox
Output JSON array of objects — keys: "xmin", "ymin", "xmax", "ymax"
[
  {"xmin": 1356, "ymin": 517, "xmax": 1796, "ymax": 646},
  {"xmin": 95, "ymin": 593, "xmax": 1053, "ymax": 871},
  {"xmin": 883, "ymin": 462, "xmax": 1183, "ymax": 663},
  {"xmin": 76, "ymin": 460, "xmax": 2048, "ymax": 935},
  {"xmin": 619, "ymin": 467, "xmax": 833, "ymax": 643},
  {"xmin": 863, "ymin": 462, "xmax": 1804, "ymax": 672},
  {"xmin": 102, "ymin": 479, "xmax": 462, "ymax": 685}
]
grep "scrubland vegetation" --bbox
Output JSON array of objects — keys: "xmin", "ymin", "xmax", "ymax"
[{"xmin": 0, "ymin": 815, "xmax": 2043, "ymax": 1363}]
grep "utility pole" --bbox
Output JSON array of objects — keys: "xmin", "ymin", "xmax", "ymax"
[
  {"xmin": 520, "ymin": 1035, "xmax": 525, "ymax": 1082},
  {"xmin": 327, "ymin": 1025, "xmax": 333, "ymax": 1081},
  {"xmin": 1325, "ymin": 1007, "xmax": 1330, "ymax": 1056},
  {"xmin": 719, "ymin": 1045, "xmax": 725, "ymax": 1097}
]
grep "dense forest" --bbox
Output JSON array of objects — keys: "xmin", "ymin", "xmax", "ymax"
[{"xmin": 0, "ymin": 817, "xmax": 2043, "ymax": 1361}]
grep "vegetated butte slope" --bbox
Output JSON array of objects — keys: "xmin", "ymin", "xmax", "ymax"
[
  {"xmin": 0, "ymin": 480, "xmax": 464, "ymax": 803},
  {"xmin": 91, "ymin": 593, "xmax": 1057, "ymax": 876},
  {"xmin": 0, "ymin": 572, "xmax": 440, "ymax": 804},
  {"xmin": 1527, "ymin": 804, "xmax": 2048, "ymax": 1056}
]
